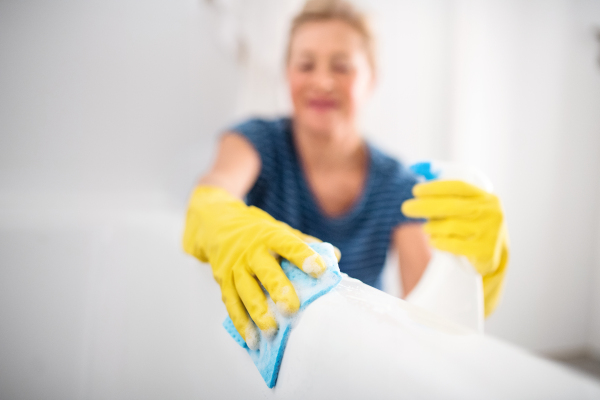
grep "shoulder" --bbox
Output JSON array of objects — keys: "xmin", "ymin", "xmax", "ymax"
[
  {"xmin": 228, "ymin": 116, "xmax": 291, "ymax": 164},
  {"xmin": 229, "ymin": 116, "xmax": 290, "ymax": 141},
  {"xmin": 228, "ymin": 116, "xmax": 291, "ymax": 178},
  {"xmin": 367, "ymin": 143, "xmax": 424, "ymax": 226}
]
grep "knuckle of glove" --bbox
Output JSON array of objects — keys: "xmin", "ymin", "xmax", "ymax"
[{"xmin": 401, "ymin": 199, "xmax": 420, "ymax": 217}]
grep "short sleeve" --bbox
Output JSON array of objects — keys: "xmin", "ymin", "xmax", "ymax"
[
  {"xmin": 373, "ymin": 150, "xmax": 425, "ymax": 227},
  {"xmin": 392, "ymin": 162, "xmax": 425, "ymax": 226},
  {"xmin": 229, "ymin": 118, "xmax": 276, "ymax": 178}
]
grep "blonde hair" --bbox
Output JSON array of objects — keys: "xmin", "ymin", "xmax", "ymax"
[{"xmin": 286, "ymin": 0, "xmax": 377, "ymax": 73}]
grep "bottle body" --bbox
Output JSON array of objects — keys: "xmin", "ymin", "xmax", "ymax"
[{"xmin": 404, "ymin": 161, "xmax": 487, "ymax": 332}]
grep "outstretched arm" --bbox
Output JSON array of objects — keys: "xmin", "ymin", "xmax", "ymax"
[
  {"xmin": 199, "ymin": 132, "xmax": 261, "ymax": 199},
  {"xmin": 184, "ymin": 131, "xmax": 329, "ymax": 350}
]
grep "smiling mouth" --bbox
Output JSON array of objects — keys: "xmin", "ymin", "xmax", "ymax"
[{"xmin": 307, "ymin": 99, "xmax": 338, "ymax": 111}]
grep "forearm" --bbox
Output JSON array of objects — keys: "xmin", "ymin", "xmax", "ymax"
[
  {"xmin": 197, "ymin": 132, "xmax": 261, "ymax": 200},
  {"xmin": 198, "ymin": 171, "xmax": 246, "ymax": 199},
  {"xmin": 393, "ymin": 223, "xmax": 432, "ymax": 297},
  {"xmin": 400, "ymin": 257, "xmax": 428, "ymax": 297}
]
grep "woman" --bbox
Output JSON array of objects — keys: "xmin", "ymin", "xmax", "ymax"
[{"xmin": 183, "ymin": 0, "xmax": 508, "ymax": 350}]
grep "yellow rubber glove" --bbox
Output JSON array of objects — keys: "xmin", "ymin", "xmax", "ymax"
[
  {"xmin": 401, "ymin": 180, "xmax": 509, "ymax": 317},
  {"xmin": 183, "ymin": 186, "xmax": 329, "ymax": 350}
]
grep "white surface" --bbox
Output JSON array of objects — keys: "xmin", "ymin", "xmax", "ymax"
[
  {"xmin": 1, "ymin": 201, "xmax": 600, "ymax": 399},
  {"xmin": 1, "ymin": 0, "xmax": 600, "ymax": 356}
]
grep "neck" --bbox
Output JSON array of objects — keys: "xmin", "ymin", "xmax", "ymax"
[{"xmin": 292, "ymin": 119, "xmax": 367, "ymax": 172}]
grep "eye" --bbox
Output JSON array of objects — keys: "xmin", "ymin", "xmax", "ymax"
[
  {"xmin": 297, "ymin": 61, "xmax": 314, "ymax": 72},
  {"xmin": 332, "ymin": 62, "xmax": 351, "ymax": 74}
]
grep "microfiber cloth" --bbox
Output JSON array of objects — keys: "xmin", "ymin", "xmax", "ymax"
[{"xmin": 223, "ymin": 242, "xmax": 342, "ymax": 388}]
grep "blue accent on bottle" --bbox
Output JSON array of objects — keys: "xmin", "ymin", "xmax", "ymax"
[{"xmin": 409, "ymin": 161, "xmax": 440, "ymax": 181}]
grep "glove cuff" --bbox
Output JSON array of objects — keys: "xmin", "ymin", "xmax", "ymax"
[{"xmin": 183, "ymin": 185, "xmax": 244, "ymax": 262}]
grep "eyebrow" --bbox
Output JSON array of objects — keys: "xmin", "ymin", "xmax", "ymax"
[
  {"xmin": 331, "ymin": 53, "xmax": 350, "ymax": 61},
  {"xmin": 292, "ymin": 51, "xmax": 314, "ymax": 60},
  {"xmin": 295, "ymin": 51, "xmax": 350, "ymax": 60}
]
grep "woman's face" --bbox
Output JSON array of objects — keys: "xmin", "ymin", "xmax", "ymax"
[{"xmin": 287, "ymin": 19, "xmax": 374, "ymax": 136}]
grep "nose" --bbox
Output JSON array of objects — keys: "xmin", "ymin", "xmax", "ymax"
[{"xmin": 312, "ymin": 65, "xmax": 334, "ymax": 93}]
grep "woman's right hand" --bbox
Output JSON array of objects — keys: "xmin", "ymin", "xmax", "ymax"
[{"xmin": 183, "ymin": 185, "xmax": 328, "ymax": 350}]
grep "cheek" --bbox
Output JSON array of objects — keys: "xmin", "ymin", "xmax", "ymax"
[
  {"xmin": 287, "ymin": 71, "xmax": 306, "ymax": 103},
  {"xmin": 341, "ymin": 74, "xmax": 369, "ymax": 111}
]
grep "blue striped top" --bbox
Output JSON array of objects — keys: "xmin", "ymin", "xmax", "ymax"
[{"xmin": 231, "ymin": 117, "xmax": 421, "ymax": 289}]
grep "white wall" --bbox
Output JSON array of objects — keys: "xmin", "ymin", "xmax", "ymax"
[
  {"xmin": 357, "ymin": 0, "xmax": 600, "ymax": 354},
  {"xmin": 0, "ymin": 0, "xmax": 239, "ymax": 207},
  {"xmin": 360, "ymin": 0, "xmax": 454, "ymax": 163},
  {"xmin": 1, "ymin": 0, "xmax": 600, "ymax": 358},
  {"xmin": 446, "ymin": 0, "xmax": 600, "ymax": 355},
  {"xmin": 591, "ymin": 213, "xmax": 600, "ymax": 357}
]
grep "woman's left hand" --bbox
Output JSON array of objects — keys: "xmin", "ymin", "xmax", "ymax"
[{"xmin": 402, "ymin": 180, "xmax": 509, "ymax": 316}]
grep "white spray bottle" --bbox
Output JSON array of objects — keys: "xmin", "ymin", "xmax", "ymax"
[{"xmin": 404, "ymin": 161, "xmax": 490, "ymax": 332}]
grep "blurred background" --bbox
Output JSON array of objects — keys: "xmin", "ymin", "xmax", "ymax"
[{"xmin": 1, "ymin": 0, "xmax": 600, "ymax": 397}]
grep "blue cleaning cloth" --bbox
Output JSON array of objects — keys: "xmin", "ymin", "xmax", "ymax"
[{"xmin": 223, "ymin": 242, "xmax": 342, "ymax": 388}]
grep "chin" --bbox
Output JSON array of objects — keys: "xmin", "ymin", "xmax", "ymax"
[{"xmin": 297, "ymin": 111, "xmax": 343, "ymax": 138}]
